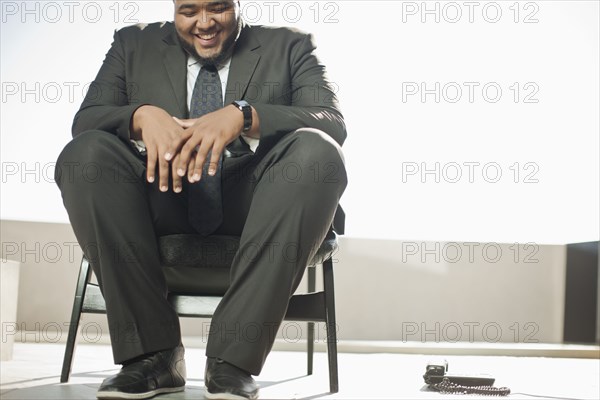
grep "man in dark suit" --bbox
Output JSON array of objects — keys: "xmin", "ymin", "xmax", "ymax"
[{"xmin": 55, "ymin": 1, "xmax": 346, "ymax": 399}]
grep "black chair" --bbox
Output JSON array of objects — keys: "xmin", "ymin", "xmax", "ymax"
[{"xmin": 60, "ymin": 230, "xmax": 340, "ymax": 393}]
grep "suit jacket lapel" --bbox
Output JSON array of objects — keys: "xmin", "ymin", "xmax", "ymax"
[
  {"xmin": 225, "ymin": 24, "xmax": 261, "ymax": 104},
  {"xmin": 162, "ymin": 26, "xmax": 188, "ymax": 118}
]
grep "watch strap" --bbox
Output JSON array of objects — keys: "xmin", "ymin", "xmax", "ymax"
[{"xmin": 232, "ymin": 100, "xmax": 252, "ymax": 132}]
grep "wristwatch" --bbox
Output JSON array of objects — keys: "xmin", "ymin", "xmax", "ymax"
[{"xmin": 231, "ymin": 100, "xmax": 252, "ymax": 133}]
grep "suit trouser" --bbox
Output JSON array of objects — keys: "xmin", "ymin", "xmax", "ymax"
[{"xmin": 55, "ymin": 128, "xmax": 347, "ymax": 375}]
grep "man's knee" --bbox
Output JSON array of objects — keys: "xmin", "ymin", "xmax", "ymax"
[
  {"xmin": 56, "ymin": 131, "xmax": 123, "ymax": 164},
  {"xmin": 289, "ymin": 128, "xmax": 345, "ymax": 164},
  {"xmin": 288, "ymin": 128, "xmax": 347, "ymax": 187},
  {"xmin": 55, "ymin": 130, "xmax": 140, "ymax": 188}
]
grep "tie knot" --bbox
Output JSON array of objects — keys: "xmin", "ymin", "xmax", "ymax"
[{"xmin": 202, "ymin": 64, "xmax": 219, "ymax": 74}]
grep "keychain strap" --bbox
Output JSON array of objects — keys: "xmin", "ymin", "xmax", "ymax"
[{"xmin": 430, "ymin": 377, "xmax": 511, "ymax": 396}]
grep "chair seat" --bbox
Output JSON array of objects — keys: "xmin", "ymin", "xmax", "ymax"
[{"xmin": 160, "ymin": 230, "xmax": 338, "ymax": 295}]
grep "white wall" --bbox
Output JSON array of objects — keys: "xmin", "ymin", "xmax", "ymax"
[
  {"xmin": 1, "ymin": 220, "xmax": 566, "ymax": 345},
  {"xmin": 1, "ymin": 1, "xmax": 599, "ymax": 244}
]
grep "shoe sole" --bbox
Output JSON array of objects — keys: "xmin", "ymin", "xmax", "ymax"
[
  {"xmin": 97, "ymin": 385, "xmax": 185, "ymax": 399},
  {"xmin": 204, "ymin": 387, "xmax": 259, "ymax": 400}
]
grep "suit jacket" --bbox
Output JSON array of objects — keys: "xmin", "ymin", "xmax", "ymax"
[
  {"xmin": 72, "ymin": 21, "xmax": 346, "ymax": 232},
  {"xmin": 72, "ymin": 21, "xmax": 346, "ymax": 148}
]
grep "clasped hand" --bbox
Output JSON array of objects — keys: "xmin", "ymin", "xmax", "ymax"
[{"xmin": 133, "ymin": 105, "xmax": 244, "ymax": 193}]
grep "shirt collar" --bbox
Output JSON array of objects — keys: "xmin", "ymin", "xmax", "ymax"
[{"xmin": 187, "ymin": 56, "xmax": 232, "ymax": 71}]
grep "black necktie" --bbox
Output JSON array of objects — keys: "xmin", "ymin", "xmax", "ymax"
[{"xmin": 188, "ymin": 65, "xmax": 224, "ymax": 236}]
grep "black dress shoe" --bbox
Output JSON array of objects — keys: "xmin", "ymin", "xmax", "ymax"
[
  {"xmin": 97, "ymin": 344, "xmax": 186, "ymax": 399},
  {"xmin": 205, "ymin": 357, "xmax": 259, "ymax": 400}
]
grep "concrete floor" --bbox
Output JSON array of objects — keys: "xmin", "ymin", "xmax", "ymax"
[{"xmin": 1, "ymin": 342, "xmax": 599, "ymax": 400}]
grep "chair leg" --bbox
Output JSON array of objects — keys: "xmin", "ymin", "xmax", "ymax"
[
  {"xmin": 322, "ymin": 257, "xmax": 339, "ymax": 393},
  {"xmin": 307, "ymin": 266, "xmax": 316, "ymax": 375},
  {"xmin": 61, "ymin": 257, "xmax": 92, "ymax": 383}
]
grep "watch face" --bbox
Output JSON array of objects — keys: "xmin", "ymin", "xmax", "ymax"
[{"xmin": 236, "ymin": 100, "xmax": 250, "ymax": 108}]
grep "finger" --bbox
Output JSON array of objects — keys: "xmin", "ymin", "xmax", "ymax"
[
  {"xmin": 158, "ymin": 150, "xmax": 171, "ymax": 192},
  {"xmin": 164, "ymin": 128, "xmax": 190, "ymax": 162},
  {"xmin": 208, "ymin": 141, "xmax": 224, "ymax": 176},
  {"xmin": 191, "ymin": 141, "xmax": 212, "ymax": 182},
  {"xmin": 187, "ymin": 157, "xmax": 196, "ymax": 182},
  {"xmin": 172, "ymin": 117, "xmax": 197, "ymax": 129},
  {"xmin": 171, "ymin": 154, "xmax": 183, "ymax": 193},
  {"xmin": 164, "ymin": 119, "xmax": 194, "ymax": 162},
  {"xmin": 145, "ymin": 147, "xmax": 157, "ymax": 183},
  {"xmin": 178, "ymin": 132, "xmax": 201, "ymax": 177},
  {"xmin": 174, "ymin": 147, "xmax": 188, "ymax": 179},
  {"xmin": 165, "ymin": 136, "xmax": 188, "ymax": 162}
]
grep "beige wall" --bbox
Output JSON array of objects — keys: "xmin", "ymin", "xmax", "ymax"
[{"xmin": 1, "ymin": 220, "xmax": 565, "ymax": 345}]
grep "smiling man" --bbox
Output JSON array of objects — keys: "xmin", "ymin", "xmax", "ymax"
[
  {"xmin": 56, "ymin": 1, "xmax": 347, "ymax": 399},
  {"xmin": 176, "ymin": 0, "xmax": 240, "ymax": 66}
]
